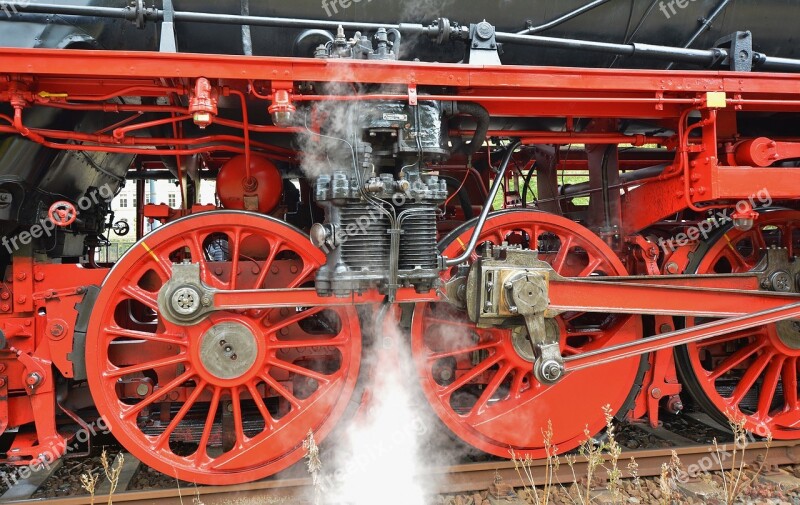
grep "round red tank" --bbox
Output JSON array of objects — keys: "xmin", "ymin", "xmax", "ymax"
[{"xmin": 216, "ymin": 154, "xmax": 283, "ymax": 213}]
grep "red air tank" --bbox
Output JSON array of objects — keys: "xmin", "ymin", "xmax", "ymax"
[{"xmin": 216, "ymin": 154, "xmax": 283, "ymax": 213}]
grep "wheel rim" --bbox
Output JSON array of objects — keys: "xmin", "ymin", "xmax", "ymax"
[
  {"xmin": 86, "ymin": 211, "xmax": 361, "ymax": 484},
  {"xmin": 411, "ymin": 211, "xmax": 642, "ymax": 458},
  {"xmin": 679, "ymin": 210, "xmax": 800, "ymax": 438}
]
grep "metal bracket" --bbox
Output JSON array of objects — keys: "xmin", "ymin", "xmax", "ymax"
[
  {"xmin": 467, "ymin": 21, "xmax": 501, "ymax": 65},
  {"xmin": 714, "ymin": 31, "xmax": 753, "ymax": 72},
  {"xmin": 159, "ymin": 0, "xmax": 177, "ymax": 53}
]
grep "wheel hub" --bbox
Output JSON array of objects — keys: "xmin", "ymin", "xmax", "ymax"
[
  {"xmin": 775, "ymin": 319, "xmax": 800, "ymax": 350},
  {"xmin": 199, "ymin": 322, "xmax": 259, "ymax": 380}
]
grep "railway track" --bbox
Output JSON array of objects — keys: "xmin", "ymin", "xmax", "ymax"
[{"xmin": 2, "ymin": 430, "xmax": 797, "ymax": 505}]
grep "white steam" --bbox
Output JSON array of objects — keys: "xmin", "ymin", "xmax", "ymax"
[{"xmin": 318, "ymin": 314, "xmax": 437, "ymax": 505}]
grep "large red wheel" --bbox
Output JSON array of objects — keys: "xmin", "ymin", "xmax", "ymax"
[
  {"xmin": 411, "ymin": 211, "xmax": 642, "ymax": 458},
  {"xmin": 677, "ymin": 210, "xmax": 800, "ymax": 438},
  {"xmin": 86, "ymin": 211, "xmax": 361, "ymax": 485}
]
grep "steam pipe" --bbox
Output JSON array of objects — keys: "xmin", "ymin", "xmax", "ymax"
[
  {"xmin": 560, "ymin": 162, "xmax": 669, "ymax": 197},
  {"xmin": 517, "ymin": 0, "xmax": 611, "ymax": 35},
  {"xmin": 444, "ymin": 140, "xmax": 521, "ymax": 268}
]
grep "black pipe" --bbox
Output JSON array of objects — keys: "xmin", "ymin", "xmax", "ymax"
[
  {"xmin": 10, "ymin": 4, "xmax": 800, "ymax": 72},
  {"xmin": 455, "ymin": 102, "xmax": 490, "ymax": 158},
  {"xmin": 561, "ymin": 163, "xmax": 668, "ymax": 197},
  {"xmin": 518, "ymin": 0, "xmax": 611, "ymax": 35}
]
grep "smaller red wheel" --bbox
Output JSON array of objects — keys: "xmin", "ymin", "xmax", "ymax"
[
  {"xmin": 48, "ymin": 201, "xmax": 77, "ymax": 226},
  {"xmin": 677, "ymin": 210, "xmax": 800, "ymax": 439}
]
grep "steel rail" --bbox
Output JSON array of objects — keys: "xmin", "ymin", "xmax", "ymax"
[{"xmin": 4, "ymin": 441, "xmax": 795, "ymax": 505}]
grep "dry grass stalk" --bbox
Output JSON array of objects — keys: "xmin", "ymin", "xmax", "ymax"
[
  {"xmin": 511, "ymin": 420, "xmax": 559, "ymax": 505},
  {"xmin": 711, "ymin": 412, "xmax": 773, "ymax": 505},
  {"xmin": 100, "ymin": 450, "xmax": 124, "ymax": 504},
  {"xmin": 79, "ymin": 471, "xmax": 99, "ymax": 505},
  {"xmin": 303, "ymin": 430, "xmax": 324, "ymax": 505}
]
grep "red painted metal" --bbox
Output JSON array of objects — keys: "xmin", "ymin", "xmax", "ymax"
[
  {"xmin": 411, "ymin": 211, "xmax": 642, "ymax": 458},
  {"xmin": 84, "ymin": 212, "xmax": 362, "ymax": 484}
]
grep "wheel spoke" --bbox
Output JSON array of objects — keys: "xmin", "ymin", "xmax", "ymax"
[
  {"xmin": 467, "ymin": 363, "xmax": 513, "ymax": 419},
  {"xmin": 260, "ymin": 373, "xmax": 301, "ymax": 410},
  {"xmin": 268, "ymin": 359, "xmax": 330, "ymax": 385},
  {"xmin": 229, "ymin": 228, "xmax": 242, "ymax": 290},
  {"xmin": 551, "ymin": 236, "xmax": 574, "ymax": 273},
  {"xmin": 196, "ymin": 386, "xmax": 221, "ymax": 461},
  {"xmin": 265, "ymin": 306, "xmax": 325, "ymax": 333},
  {"xmin": 696, "ymin": 329, "xmax": 761, "ymax": 349},
  {"xmin": 104, "ymin": 326, "xmax": 186, "ymax": 346},
  {"xmin": 757, "ymin": 356, "xmax": 785, "ymax": 419},
  {"xmin": 253, "ymin": 239, "xmax": 284, "ymax": 289},
  {"xmin": 230, "ymin": 386, "xmax": 245, "ymax": 447},
  {"xmin": 271, "ymin": 337, "xmax": 349, "ymax": 350},
  {"xmin": 121, "ymin": 285, "xmax": 159, "ymax": 311},
  {"xmin": 155, "ymin": 380, "xmax": 207, "ymax": 450},
  {"xmin": 708, "ymin": 341, "xmax": 764, "ymax": 381},
  {"xmin": 578, "ymin": 257, "xmax": 604, "ymax": 277},
  {"xmin": 427, "ymin": 341, "xmax": 500, "ymax": 362},
  {"xmin": 246, "ymin": 382, "xmax": 273, "ymax": 431},
  {"xmin": 730, "ymin": 350, "xmax": 774, "ymax": 406},
  {"xmin": 782, "ymin": 357, "xmax": 799, "ymax": 410},
  {"xmin": 440, "ymin": 353, "xmax": 503, "ymax": 398},
  {"xmin": 105, "ymin": 354, "xmax": 187, "ymax": 378}
]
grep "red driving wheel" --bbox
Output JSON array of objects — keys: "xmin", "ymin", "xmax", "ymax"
[
  {"xmin": 677, "ymin": 210, "xmax": 800, "ymax": 438},
  {"xmin": 86, "ymin": 211, "xmax": 361, "ymax": 484},
  {"xmin": 411, "ymin": 210, "xmax": 642, "ymax": 458}
]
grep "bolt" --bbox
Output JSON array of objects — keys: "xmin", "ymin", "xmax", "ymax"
[
  {"xmin": 224, "ymin": 346, "xmax": 233, "ymax": 352},
  {"xmin": 0, "ymin": 364, "xmax": 5, "ymax": 373},
  {"xmin": 271, "ymin": 266, "xmax": 279, "ymax": 274},
  {"xmin": 231, "ymin": 353, "xmax": 238, "ymax": 361},
  {"xmin": 136, "ymin": 383, "xmax": 149, "ymax": 396},
  {"xmin": 0, "ymin": 292, "xmax": 8, "ymax": 300},
  {"xmin": 0, "ymin": 378, "xmax": 5, "ymax": 387},
  {"xmin": 666, "ymin": 262, "xmax": 680, "ymax": 274},
  {"xmin": 26, "ymin": 372, "xmax": 42, "ymax": 387},
  {"xmin": 17, "ymin": 296, "xmax": 26, "ymax": 304},
  {"xmin": 659, "ymin": 323, "xmax": 673, "ymax": 334},
  {"xmin": 50, "ymin": 323, "xmax": 65, "ymax": 337},
  {"xmin": 34, "ymin": 272, "xmax": 44, "ymax": 282},
  {"xmin": 290, "ymin": 265, "xmax": 299, "ymax": 274},
  {"xmin": 1, "ymin": 304, "xmax": 10, "ymax": 312},
  {"xmin": 201, "ymin": 296, "xmax": 212, "ymax": 307},
  {"xmin": 219, "ymin": 339, "xmax": 227, "ymax": 345},
  {"xmin": 651, "ymin": 387, "xmax": 663, "ymax": 399},
  {"xmin": 215, "ymin": 267, "xmax": 223, "ymax": 275},
  {"xmin": 227, "ymin": 403, "xmax": 234, "ymax": 412},
  {"xmin": 16, "ymin": 273, "xmax": 26, "ymax": 281}
]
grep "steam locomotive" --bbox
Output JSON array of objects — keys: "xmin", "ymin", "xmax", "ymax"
[{"xmin": 0, "ymin": 0, "xmax": 799, "ymax": 485}]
